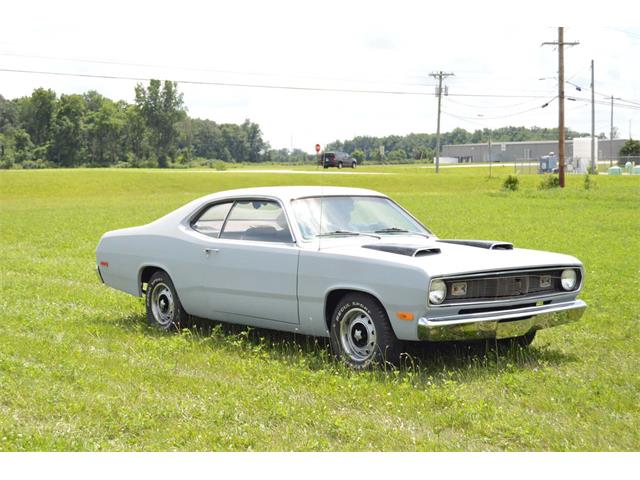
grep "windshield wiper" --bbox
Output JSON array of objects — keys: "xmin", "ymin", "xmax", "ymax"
[
  {"xmin": 316, "ymin": 230, "xmax": 381, "ymax": 239},
  {"xmin": 374, "ymin": 227, "xmax": 430, "ymax": 238}
]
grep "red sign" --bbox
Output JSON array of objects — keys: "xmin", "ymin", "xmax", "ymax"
[{"xmin": 315, "ymin": 144, "xmax": 321, "ymax": 153}]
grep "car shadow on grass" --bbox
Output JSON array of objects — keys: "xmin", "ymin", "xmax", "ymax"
[{"xmin": 119, "ymin": 313, "xmax": 578, "ymax": 382}]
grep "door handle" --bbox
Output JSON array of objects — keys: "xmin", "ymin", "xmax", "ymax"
[{"xmin": 203, "ymin": 248, "xmax": 219, "ymax": 256}]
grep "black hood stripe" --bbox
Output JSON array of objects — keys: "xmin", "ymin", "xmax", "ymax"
[
  {"xmin": 362, "ymin": 244, "xmax": 441, "ymax": 257},
  {"xmin": 437, "ymin": 239, "xmax": 514, "ymax": 250}
]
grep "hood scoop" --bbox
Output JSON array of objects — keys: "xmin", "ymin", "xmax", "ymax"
[
  {"xmin": 362, "ymin": 244, "xmax": 441, "ymax": 257},
  {"xmin": 437, "ymin": 239, "xmax": 514, "ymax": 250}
]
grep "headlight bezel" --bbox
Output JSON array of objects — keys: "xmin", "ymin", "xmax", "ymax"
[{"xmin": 428, "ymin": 279, "xmax": 447, "ymax": 305}]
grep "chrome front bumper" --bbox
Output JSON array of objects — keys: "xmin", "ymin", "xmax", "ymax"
[{"xmin": 417, "ymin": 300, "xmax": 587, "ymax": 341}]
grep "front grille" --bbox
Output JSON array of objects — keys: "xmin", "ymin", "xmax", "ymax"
[{"xmin": 440, "ymin": 268, "xmax": 579, "ymax": 305}]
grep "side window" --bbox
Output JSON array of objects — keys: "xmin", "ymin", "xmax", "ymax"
[
  {"xmin": 220, "ymin": 200, "xmax": 293, "ymax": 243},
  {"xmin": 192, "ymin": 202, "xmax": 233, "ymax": 238}
]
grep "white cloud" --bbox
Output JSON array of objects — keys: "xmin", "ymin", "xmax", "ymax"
[{"xmin": 1, "ymin": 1, "xmax": 638, "ymax": 150}]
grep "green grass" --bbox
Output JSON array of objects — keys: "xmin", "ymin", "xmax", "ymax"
[{"xmin": 1, "ymin": 166, "xmax": 639, "ymax": 451}]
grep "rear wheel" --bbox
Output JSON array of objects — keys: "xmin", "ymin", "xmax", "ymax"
[
  {"xmin": 351, "ymin": 162, "xmax": 356, "ymax": 168},
  {"xmin": 329, "ymin": 293, "xmax": 401, "ymax": 368},
  {"xmin": 337, "ymin": 162, "xmax": 343, "ymax": 169},
  {"xmin": 145, "ymin": 271, "xmax": 188, "ymax": 330}
]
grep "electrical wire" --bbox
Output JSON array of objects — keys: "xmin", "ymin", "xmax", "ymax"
[
  {"xmin": 446, "ymin": 96, "xmax": 543, "ymax": 110},
  {"xmin": 0, "ymin": 67, "xmax": 559, "ymax": 99},
  {"xmin": 0, "ymin": 52, "xmax": 435, "ymax": 89},
  {"xmin": 443, "ymin": 97, "xmax": 557, "ymax": 121}
]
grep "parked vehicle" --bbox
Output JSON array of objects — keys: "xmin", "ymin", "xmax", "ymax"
[
  {"xmin": 321, "ymin": 151, "xmax": 356, "ymax": 169},
  {"xmin": 96, "ymin": 186, "xmax": 586, "ymax": 368},
  {"xmin": 539, "ymin": 152, "xmax": 558, "ymax": 174}
]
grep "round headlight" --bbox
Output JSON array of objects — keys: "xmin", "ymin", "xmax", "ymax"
[
  {"xmin": 429, "ymin": 279, "xmax": 447, "ymax": 305},
  {"xmin": 561, "ymin": 269, "xmax": 577, "ymax": 290}
]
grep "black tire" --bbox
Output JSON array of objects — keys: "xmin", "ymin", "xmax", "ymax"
[
  {"xmin": 496, "ymin": 330, "xmax": 536, "ymax": 350},
  {"xmin": 145, "ymin": 271, "xmax": 188, "ymax": 330},
  {"xmin": 337, "ymin": 162, "xmax": 343, "ymax": 169},
  {"xmin": 329, "ymin": 292, "xmax": 401, "ymax": 368},
  {"xmin": 351, "ymin": 162, "xmax": 356, "ymax": 168}
]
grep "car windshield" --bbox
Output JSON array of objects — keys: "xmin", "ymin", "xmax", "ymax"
[{"xmin": 291, "ymin": 196, "xmax": 431, "ymax": 240}]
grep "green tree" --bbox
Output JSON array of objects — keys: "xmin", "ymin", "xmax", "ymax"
[
  {"xmin": 134, "ymin": 80, "xmax": 185, "ymax": 167},
  {"xmin": 19, "ymin": 88, "xmax": 56, "ymax": 147},
  {"xmin": 619, "ymin": 139, "xmax": 640, "ymax": 157},
  {"xmin": 0, "ymin": 95, "xmax": 18, "ymax": 133},
  {"xmin": 124, "ymin": 106, "xmax": 149, "ymax": 164},
  {"xmin": 242, "ymin": 119, "xmax": 266, "ymax": 162},
  {"xmin": 48, "ymin": 94, "xmax": 86, "ymax": 167},
  {"xmin": 387, "ymin": 149, "xmax": 407, "ymax": 163},
  {"xmin": 86, "ymin": 100, "xmax": 126, "ymax": 166},
  {"xmin": 352, "ymin": 148, "xmax": 365, "ymax": 164},
  {"xmin": 12, "ymin": 129, "xmax": 34, "ymax": 163}
]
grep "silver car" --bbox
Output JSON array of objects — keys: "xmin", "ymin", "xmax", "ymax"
[{"xmin": 96, "ymin": 186, "xmax": 586, "ymax": 368}]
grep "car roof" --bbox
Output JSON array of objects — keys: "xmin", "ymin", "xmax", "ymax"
[
  {"xmin": 195, "ymin": 186, "xmax": 386, "ymax": 203},
  {"xmin": 152, "ymin": 186, "xmax": 391, "ymax": 228}
]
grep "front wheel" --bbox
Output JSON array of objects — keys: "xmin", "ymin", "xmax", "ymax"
[
  {"xmin": 145, "ymin": 271, "xmax": 188, "ymax": 330},
  {"xmin": 351, "ymin": 162, "xmax": 356, "ymax": 168},
  {"xmin": 337, "ymin": 162, "xmax": 343, "ymax": 169},
  {"xmin": 329, "ymin": 293, "xmax": 401, "ymax": 368}
]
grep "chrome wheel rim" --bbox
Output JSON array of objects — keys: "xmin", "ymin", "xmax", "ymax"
[
  {"xmin": 339, "ymin": 307, "xmax": 377, "ymax": 362},
  {"xmin": 151, "ymin": 282, "xmax": 175, "ymax": 327}
]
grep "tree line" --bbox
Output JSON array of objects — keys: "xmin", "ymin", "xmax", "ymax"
[
  {"xmin": 325, "ymin": 126, "xmax": 595, "ymax": 164},
  {"xmin": 2, "ymin": 81, "xmax": 615, "ymax": 169},
  {"xmin": 0, "ymin": 81, "xmax": 268, "ymax": 169}
]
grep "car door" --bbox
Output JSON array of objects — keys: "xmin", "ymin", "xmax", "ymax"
[{"xmin": 190, "ymin": 198, "xmax": 300, "ymax": 325}]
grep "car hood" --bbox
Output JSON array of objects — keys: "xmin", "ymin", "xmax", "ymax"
[{"xmin": 312, "ymin": 236, "xmax": 582, "ymax": 277}]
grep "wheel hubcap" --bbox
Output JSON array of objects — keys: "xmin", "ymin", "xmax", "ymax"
[
  {"xmin": 151, "ymin": 282, "xmax": 175, "ymax": 326},
  {"xmin": 339, "ymin": 307, "xmax": 377, "ymax": 362}
]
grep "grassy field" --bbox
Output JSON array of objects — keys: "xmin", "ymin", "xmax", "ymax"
[{"xmin": 1, "ymin": 166, "xmax": 639, "ymax": 451}]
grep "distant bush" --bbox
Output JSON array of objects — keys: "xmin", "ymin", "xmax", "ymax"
[
  {"xmin": 139, "ymin": 159, "xmax": 158, "ymax": 168},
  {"xmin": 21, "ymin": 159, "xmax": 49, "ymax": 169},
  {"xmin": 584, "ymin": 174, "xmax": 596, "ymax": 190},
  {"xmin": 0, "ymin": 159, "xmax": 13, "ymax": 169},
  {"xmin": 538, "ymin": 175, "xmax": 560, "ymax": 190},
  {"xmin": 211, "ymin": 160, "xmax": 227, "ymax": 171},
  {"xmin": 502, "ymin": 175, "xmax": 519, "ymax": 191}
]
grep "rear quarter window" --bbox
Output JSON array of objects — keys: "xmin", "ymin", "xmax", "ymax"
[{"xmin": 192, "ymin": 202, "xmax": 233, "ymax": 238}]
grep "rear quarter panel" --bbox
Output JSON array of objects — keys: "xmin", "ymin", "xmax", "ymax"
[{"xmin": 96, "ymin": 227, "xmax": 206, "ymax": 316}]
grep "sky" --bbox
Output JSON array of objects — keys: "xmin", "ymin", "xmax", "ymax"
[{"xmin": 1, "ymin": 0, "xmax": 639, "ymax": 151}]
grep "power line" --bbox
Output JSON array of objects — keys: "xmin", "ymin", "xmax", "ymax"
[
  {"xmin": 0, "ymin": 67, "xmax": 441, "ymax": 96},
  {"xmin": 0, "ymin": 51, "xmax": 436, "ymax": 89},
  {"xmin": 441, "ymin": 111, "xmax": 486, "ymax": 127},
  {"xmin": 0, "ymin": 67, "xmax": 560, "ymax": 100},
  {"xmin": 445, "ymin": 97, "xmax": 557, "ymax": 120},
  {"xmin": 446, "ymin": 96, "xmax": 543, "ymax": 110}
]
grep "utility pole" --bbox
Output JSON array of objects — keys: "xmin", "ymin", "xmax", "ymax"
[
  {"xmin": 607, "ymin": 95, "xmax": 622, "ymax": 166},
  {"xmin": 488, "ymin": 134, "xmax": 492, "ymax": 178},
  {"xmin": 430, "ymin": 71, "xmax": 454, "ymax": 173},
  {"xmin": 543, "ymin": 27, "xmax": 579, "ymax": 188},
  {"xmin": 591, "ymin": 60, "xmax": 595, "ymax": 173}
]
